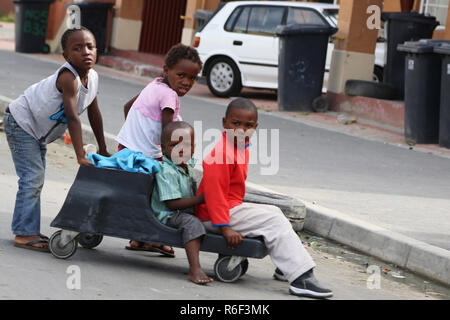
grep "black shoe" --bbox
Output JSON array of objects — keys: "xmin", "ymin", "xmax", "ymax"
[
  {"xmin": 290, "ymin": 271, "xmax": 333, "ymax": 299},
  {"xmin": 273, "ymin": 268, "xmax": 288, "ymax": 282}
]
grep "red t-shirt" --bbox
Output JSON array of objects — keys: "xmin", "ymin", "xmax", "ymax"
[{"xmin": 195, "ymin": 132, "xmax": 249, "ymax": 226}]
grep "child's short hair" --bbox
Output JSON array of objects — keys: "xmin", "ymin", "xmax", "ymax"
[
  {"xmin": 61, "ymin": 27, "xmax": 95, "ymax": 51},
  {"xmin": 225, "ymin": 98, "xmax": 258, "ymax": 118},
  {"xmin": 164, "ymin": 44, "xmax": 203, "ymax": 69},
  {"xmin": 161, "ymin": 121, "xmax": 194, "ymax": 145}
]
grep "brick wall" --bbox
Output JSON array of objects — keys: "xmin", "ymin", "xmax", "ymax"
[{"xmin": 0, "ymin": 0, "xmax": 14, "ymax": 16}]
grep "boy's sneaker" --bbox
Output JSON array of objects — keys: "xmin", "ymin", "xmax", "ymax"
[
  {"xmin": 273, "ymin": 268, "xmax": 287, "ymax": 282},
  {"xmin": 289, "ymin": 270, "xmax": 333, "ymax": 299}
]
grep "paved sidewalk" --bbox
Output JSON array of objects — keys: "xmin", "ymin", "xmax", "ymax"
[{"xmin": 1, "ymin": 22, "xmax": 449, "ymax": 288}]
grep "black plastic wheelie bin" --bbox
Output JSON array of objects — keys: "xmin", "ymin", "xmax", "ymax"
[
  {"xmin": 66, "ymin": 1, "xmax": 113, "ymax": 54},
  {"xmin": 13, "ymin": 0, "xmax": 55, "ymax": 53},
  {"xmin": 434, "ymin": 43, "xmax": 450, "ymax": 149},
  {"xmin": 397, "ymin": 40, "xmax": 450, "ymax": 144},
  {"xmin": 276, "ymin": 24, "xmax": 337, "ymax": 112},
  {"xmin": 382, "ymin": 12, "xmax": 438, "ymax": 99}
]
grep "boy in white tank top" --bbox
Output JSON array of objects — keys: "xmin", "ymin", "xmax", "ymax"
[{"xmin": 3, "ymin": 27, "xmax": 110, "ymax": 252}]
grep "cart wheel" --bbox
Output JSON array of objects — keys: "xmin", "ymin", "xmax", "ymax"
[
  {"xmin": 214, "ymin": 255, "xmax": 243, "ymax": 283},
  {"xmin": 78, "ymin": 233, "xmax": 103, "ymax": 249},
  {"xmin": 240, "ymin": 258, "xmax": 249, "ymax": 278},
  {"xmin": 49, "ymin": 230, "xmax": 78, "ymax": 259}
]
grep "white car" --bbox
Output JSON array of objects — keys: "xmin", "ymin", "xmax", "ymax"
[{"xmin": 193, "ymin": 1, "xmax": 385, "ymax": 97}]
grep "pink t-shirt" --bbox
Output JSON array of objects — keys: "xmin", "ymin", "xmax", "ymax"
[
  {"xmin": 115, "ymin": 77, "xmax": 181, "ymax": 159},
  {"xmin": 134, "ymin": 77, "xmax": 180, "ymax": 121}
]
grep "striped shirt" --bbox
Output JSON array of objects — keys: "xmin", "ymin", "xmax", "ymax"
[{"xmin": 151, "ymin": 155, "xmax": 198, "ymax": 223}]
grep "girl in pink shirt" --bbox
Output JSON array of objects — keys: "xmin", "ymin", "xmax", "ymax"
[
  {"xmin": 116, "ymin": 44, "xmax": 202, "ymax": 159},
  {"xmin": 117, "ymin": 44, "xmax": 202, "ymax": 255}
]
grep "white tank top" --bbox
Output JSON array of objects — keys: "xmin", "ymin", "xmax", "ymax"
[{"xmin": 9, "ymin": 62, "xmax": 98, "ymax": 144}]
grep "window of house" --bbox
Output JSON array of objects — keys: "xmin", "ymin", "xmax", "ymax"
[{"xmin": 286, "ymin": 7, "xmax": 328, "ymax": 26}]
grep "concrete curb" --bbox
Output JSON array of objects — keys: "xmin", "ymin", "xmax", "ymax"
[
  {"xmin": 1, "ymin": 95, "xmax": 449, "ymax": 287},
  {"xmin": 242, "ymin": 182, "xmax": 450, "ymax": 287},
  {"xmin": 304, "ymin": 201, "xmax": 450, "ymax": 286}
]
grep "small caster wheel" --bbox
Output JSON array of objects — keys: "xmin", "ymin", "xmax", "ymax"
[
  {"xmin": 214, "ymin": 255, "xmax": 243, "ymax": 283},
  {"xmin": 78, "ymin": 233, "xmax": 103, "ymax": 249},
  {"xmin": 49, "ymin": 230, "xmax": 78, "ymax": 259},
  {"xmin": 240, "ymin": 258, "xmax": 249, "ymax": 278}
]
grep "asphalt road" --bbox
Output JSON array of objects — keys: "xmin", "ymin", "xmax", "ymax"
[{"xmin": 1, "ymin": 49, "xmax": 449, "ymax": 250}]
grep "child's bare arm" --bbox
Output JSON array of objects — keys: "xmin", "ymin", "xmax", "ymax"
[
  {"xmin": 87, "ymin": 97, "xmax": 110, "ymax": 157},
  {"xmin": 164, "ymin": 194, "xmax": 204, "ymax": 211},
  {"xmin": 161, "ymin": 107, "xmax": 174, "ymax": 129},
  {"xmin": 58, "ymin": 71, "xmax": 92, "ymax": 166},
  {"xmin": 123, "ymin": 94, "xmax": 138, "ymax": 119}
]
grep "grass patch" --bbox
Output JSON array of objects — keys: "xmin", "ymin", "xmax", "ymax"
[{"xmin": 0, "ymin": 13, "xmax": 14, "ymax": 23}]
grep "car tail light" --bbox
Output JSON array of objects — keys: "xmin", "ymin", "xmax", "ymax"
[{"xmin": 193, "ymin": 37, "xmax": 200, "ymax": 48}]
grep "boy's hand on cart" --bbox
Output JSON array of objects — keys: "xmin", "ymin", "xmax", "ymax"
[{"xmin": 220, "ymin": 226, "xmax": 244, "ymax": 248}]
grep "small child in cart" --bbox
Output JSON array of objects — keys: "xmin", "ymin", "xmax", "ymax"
[{"xmin": 150, "ymin": 121, "xmax": 213, "ymax": 285}]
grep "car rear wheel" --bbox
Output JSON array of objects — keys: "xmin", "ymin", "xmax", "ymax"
[{"xmin": 206, "ymin": 57, "xmax": 242, "ymax": 97}]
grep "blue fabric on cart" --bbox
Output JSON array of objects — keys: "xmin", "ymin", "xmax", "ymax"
[{"xmin": 88, "ymin": 148, "xmax": 160, "ymax": 174}]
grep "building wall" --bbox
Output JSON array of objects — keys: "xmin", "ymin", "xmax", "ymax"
[
  {"xmin": 181, "ymin": 0, "xmax": 220, "ymax": 45},
  {"xmin": 110, "ymin": 0, "xmax": 143, "ymax": 51},
  {"xmin": 0, "ymin": 0, "xmax": 14, "ymax": 16},
  {"xmin": 41, "ymin": 0, "xmax": 450, "ymax": 55}
]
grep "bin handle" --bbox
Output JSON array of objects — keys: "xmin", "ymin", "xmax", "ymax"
[{"xmin": 180, "ymin": 15, "xmax": 192, "ymax": 20}]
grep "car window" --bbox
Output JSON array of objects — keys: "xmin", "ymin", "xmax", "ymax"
[
  {"xmin": 287, "ymin": 8, "xmax": 328, "ymax": 26},
  {"xmin": 225, "ymin": 7, "xmax": 242, "ymax": 31},
  {"xmin": 323, "ymin": 9, "xmax": 339, "ymax": 27},
  {"xmin": 247, "ymin": 6, "xmax": 285, "ymax": 35},
  {"xmin": 233, "ymin": 6, "xmax": 251, "ymax": 33}
]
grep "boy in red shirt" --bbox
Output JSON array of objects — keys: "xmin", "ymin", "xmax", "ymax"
[{"xmin": 196, "ymin": 98, "xmax": 333, "ymax": 299}]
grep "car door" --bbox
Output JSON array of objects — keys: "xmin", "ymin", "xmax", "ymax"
[{"xmin": 223, "ymin": 5, "xmax": 285, "ymax": 88}]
